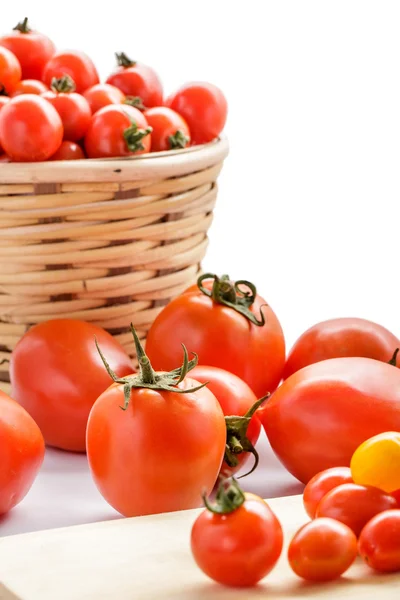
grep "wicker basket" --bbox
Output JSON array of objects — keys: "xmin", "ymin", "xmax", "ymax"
[{"xmin": 0, "ymin": 137, "xmax": 229, "ymax": 394}]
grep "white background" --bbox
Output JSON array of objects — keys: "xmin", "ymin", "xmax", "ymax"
[{"xmin": 1, "ymin": 0, "xmax": 399, "ymax": 535}]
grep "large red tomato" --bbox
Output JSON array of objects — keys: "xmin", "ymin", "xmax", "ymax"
[
  {"xmin": 0, "ymin": 390, "xmax": 45, "ymax": 515},
  {"xmin": 42, "ymin": 50, "xmax": 99, "ymax": 94},
  {"xmin": 10, "ymin": 319, "xmax": 133, "ymax": 452},
  {"xmin": 106, "ymin": 52, "xmax": 163, "ymax": 109},
  {"xmin": 42, "ymin": 75, "xmax": 91, "ymax": 141},
  {"xmin": 284, "ymin": 317, "xmax": 400, "ymax": 379},
  {"xmin": 146, "ymin": 274, "xmax": 285, "ymax": 398},
  {"xmin": 0, "ymin": 46, "xmax": 21, "ymax": 94},
  {"xmin": 259, "ymin": 357, "xmax": 400, "ymax": 483}
]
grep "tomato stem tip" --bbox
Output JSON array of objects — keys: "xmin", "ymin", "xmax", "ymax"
[
  {"xmin": 203, "ymin": 477, "xmax": 245, "ymax": 515},
  {"xmin": 169, "ymin": 130, "xmax": 190, "ymax": 150},
  {"xmin": 124, "ymin": 96, "xmax": 146, "ymax": 111},
  {"xmin": 13, "ymin": 17, "xmax": 31, "ymax": 33},
  {"xmin": 50, "ymin": 75, "xmax": 76, "ymax": 94},
  {"xmin": 115, "ymin": 52, "xmax": 137, "ymax": 68},
  {"xmin": 388, "ymin": 348, "xmax": 399, "ymax": 366}
]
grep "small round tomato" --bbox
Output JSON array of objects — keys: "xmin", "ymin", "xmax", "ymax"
[
  {"xmin": 0, "ymin": 389, "xmax": 45, "ymax": 515},
  {"xmin": 42, "ymin": 75, "xmax": 91, "ymax": 141},
  {"xmin": 0, "ymin": 94, "xmax": 63, "ymax": 162},
  {"xmin": 10, "ymin": 319, "xmax": 133, "ymax": 452},
  {"xmin": 49, "ymin": 140, "xmax": 85, "ymax": 161},
  {"xmin": 284, "ymin": 317, "xmax": 400, "ymax": 379},
  {"xmin": 0, "ymin": 94, "xmax": 10, "ymax": 152},
  {"xmin": 303, "ymin": 467, "xmax": 353, "ymax": 519},
  {"xmin": 84, "ymin": 104, "xmax": 152, "ymax": 159},
  {"xmin": 144, "ymin": 106, "xmax": 190, "ymax": 152},
  {"xmin": 11, "ymin": 79, "xmax": 49, "ymax": 96},
  {"xmin": 359, "ymin": 510, "xmax": 400, "ymax": 572},
  {"xmin": 166, "ymin": 82, "xmax": 227, "ymax": 145},
  {"xmin": 106, "ymin": 52, "xmax": 163, "ymax": 109},
  {"xmin": 0, "ymin": 46, "xmax": 21, "ymax": 94},
  {"xmin": 83, "ymin": 83, "xmax": 125, "ymax": 114},
  {"xmin": 350, "ymin": 432, "xmax": 400, "ymax": 493},
  {"xmin": 42, "ymin": 50, "xmax": 99, "ymax": 94},
  {"xmin": 316, "ymin": 483, "xmax": 398, "ymax": 536},
  {"xmin": 288, "ymin": 518, "xmax": 357, "ymax": 582},
  {"xmin": 0, "ymin": 18, "xmax": 55, "ymax": 80},
  {"xmin": 191, "ymin": 478, "xmax": 283, "ymax": 587},
  {"xmin": 190, "ymin": 365, "xmax": 262, "ymax": 476}
]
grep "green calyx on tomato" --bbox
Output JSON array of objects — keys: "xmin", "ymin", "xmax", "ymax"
[
  {"xmin": 50, "ymin": 75, "xmax": 76, "ymax": 94},
  {"xmin": 224, "ymin": 394, "xmax": 270, "ymax": 477},
  {"xmin": 0, "ymin": 85, "xmax": 8, "ymax": 97},
  {"xmin": 169, "ymin": 129, "xmax": 190, "ymax": 149},
  {"xmin": 13, "ymin": 17, "xmax": 31, "ymax": 34},
  {"xmin": 96, "ymin": 323, "xmax": 207, "ymax": 410},
  {"xmin": 115, "ymin": 52, "xmax": 137, "ymax": 68},
  {"xmin": 123, "ymin": 118, "xmax": 152, "ymax": 152},
  {"xmin": 203, "ymin": 477, "xmax": 245, "ymax": 515},
  {"xmin": 388, "ymin": 348, "xmax": 399, "ymax": 366},
  {"xmin": 124, "ymin": 96, "xmax": 146, "ymax": 111},
  {"xmin": 197, "ymin": 273, "xmax": 267, "ymax": 326}
]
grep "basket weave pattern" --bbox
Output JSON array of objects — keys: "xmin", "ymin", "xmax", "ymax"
[{"xmin": 0, "ymin": 138, "xmax": 229, "ymax": 391}]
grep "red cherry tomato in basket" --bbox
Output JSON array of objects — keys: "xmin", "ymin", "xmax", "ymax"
[
  {"xmin": 84, "ymin": 104, "xmax": 152, "ymax": 159},
  {"xmin": 10, "ymin": 319, "xmax": 134, "ymax": 452},
  {"xmin": 42, "ymin": 75, "xmax": 91, "ymax": 141},
  {"xmin": 106, "ymin": 52, "xmax": 163, "ymax": 109},
  {"xmin": 166, "ymin": 82, "xmax": 227, "ymax": 144},
  {"xmin": 359, "ymin": 510, "xmax": 400, "ymax": 572},
  {"xmin": 303, "ymin": 467, "xmax": 353, "ymax": 519},
  {"xmin": 83, "ymin": 83, "xmax": 125, "ymax": 114},
  {"xmin": 0, "ymin": 94, "xmax": 63, "ymax": 162},
  {"xmin": 11, "ymin": 79, "xmax": 49, "ymax": 96},
  {"xmin": 144, "ymin": 106, "xmax": 190, "ymax": 151},
  {"xmin": 0, "ymin": 94, "xmax": 10, "ymax": 153},
  {"xmin": 42, "ymin": 50, "xmax": 99, "ymax": 94},
  {"xmin": 0, "ymin": 17, "xmax": 55, "ymax": 80},
  {"xmin": 0, "ymin": 46, "xmax": 21, "ymax": 94},
  {"xmin": 49, "ymin": 140, "xmax": 85, "ymax": 161}
]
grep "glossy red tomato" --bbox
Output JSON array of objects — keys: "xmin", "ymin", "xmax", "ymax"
[
  {"xmin": 42, "ymin": 76, "xmax": 91, "ymax": 141},
  {"xmin": 0, "ymin": 18, "xmax": 55, "ymax": 80},
  {"xmin": 288, "ymin": 518, "xmax": 358, "ymax": 582},
  {"xmin": 11, "ymin": 79, "xmax": 49, "ymax": 96},
  {"xmin": 284, "ymin": 317, "xmax": 400, "ymax": 379},
  {"xmin": 49, "ymin": 140, "xmax": 85, "ymax": 161},
  {"xmin": 316, "ymin": 483, "xmax": 398, "ymax": 536},
  {"xmin": 42, "ymin": 50, "xmax": 99, "ymax": 94},
  {"xmin": 359, "ymin": 510, "xmax": 400, "ymax": 572},
  {"xmin": 0, "ymin": 46, "xmax": 21, "ymax": 94},
  {"xmin": 392, "ymin": 489, "xmax": 400, "ymax": 503},
  {"xmin": 303, "ymin": 467, "xmax": 353, "ymax": 519},
  {"xmin": 0, "ymin": 94, "xmax": 9, "ymax": 153},
  {"xmin": 0, "ymin": 94, "xmax": 63, "ymax": 162},
  {"xmin": 106, "ymin": 53, "xmax": 163, "ymax": 109},
  {"xmin": 166, "ymin": 82, "xmax": 227, "ymax": 144},
  {"xmin": 84, "ymin": 104, "xmax": 151, "ymax": 159},
  {"xmin": 83, "ymin": 83, "xmax": 125, "ymax": 114},
  {"xmin": 191, "ymin": 479, "xmax": 283, "ymax": 587},
  {"xmin": 259, "ymin": 357, "xmax": 400, "ymax": 483},
  {"xmin": 10, "ymin": 319, "xmax": 133, "ymax": 452},
  {"xmin": 144, "ymin": 106, "xmax": 190, "ymax": 151},
  {"xmin": 0, "ymin": 390, "xmax": 45, "ymax": 515},
  {"xmin": 190, "ymin": 365, "xmax": 261, "ymax": 476},
  {"xmin": 0, "ymin": 153, "xmax": 11, "ymax": 162},
  {"xmin": 146, "ymin": 274, "xmax": 285, "ymax": 398}
]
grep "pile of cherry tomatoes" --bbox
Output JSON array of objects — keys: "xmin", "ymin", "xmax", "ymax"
[{"xmin": 0, "ymin": 18, "xmax": 227, "ymax": 162}]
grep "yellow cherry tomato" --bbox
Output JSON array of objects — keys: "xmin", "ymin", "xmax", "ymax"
[{"xmin": 350, "ymin": 432, "xmax": 400, "ymax": 493}]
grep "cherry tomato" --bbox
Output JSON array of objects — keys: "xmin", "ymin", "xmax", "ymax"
[
  {"xmin": 259, "ymin": 357, "xmax": 400, "ymax": 483},
  {"xmin": 191, "ymin": 478, "xmax": 283, "ymax": 587},
  {"xmin": 0, "ymin": 17, "xmax": 55, "ymax": 80},
  {"xmin": 0, "ymin": 94, "xmax": 63, "ymax": 162},
  {"xmin": 84, "ymin": 104, "xmax": 151, "ymax": 159},
  {"xmin": 284, "ymin": 317, "xmax": 400, "ymax": 379},
  {"xmin": 166, "ymin": 82, "xmax": 227, "ymax": 145},
  {"xmin": 10, "ymin": 319, "xmax": 133, "ymax": 452},
  {"xmin": 42, "ymin": 76, "xmax": 91, "ymax": 141},
  {"xmin": 350, "ymin": 432, "xmax": 400, "ymax": 493},
  {"xmin": 144, "ymin": 106, "xmax": 190, "ymax": 152},
  {"xmin": 189, "ymin": 365, "xmax": 261, "ymax": 476},
  {"xmin": 106, "ymin": 52, "xmax": 163, "ymax": 109},
  {"xmin": 146, "ymin": 274, "xmax": 285, "ymax": 398},
  {"xmin": 359, "ymin": 510, "xmax": 400, "ymax": 572},
  {"xmin": 288, "ymin": 518, "xmax": 357, "ymax": 582},
  {"xmin": 86, "ymin": 327, "xmax": 226, "ymax": 517},
  {"xmin": 0, "ymin": 46, "xmax": 21, "ymax": 94},
  {"xmin": 316, "ymin": 483, "xmax": 398, "ymax": 536},
  {"xmin": 11, "ymin": 79, "xmax": 49, "ymax": 96},
  {"xmin": 392, "ymin": 489, "xmax": 400, "ymax": 503},
  {"xmin": 49, "ymin": 140, "xmax": 85, "ymax": 161},
  {"xmin": 303, "ymin": 467, "xmax": 353, "ymax": 519},
  {"xmin": 42, "ymin": 50, "xmax": 99, "ymax": 94},
  {"xmin": 83, "ymin": 83, "xmax": 125, "ymax": 114},
  {"xmin": 0, "ymin": 94, "xmax": 10, "ymax": 153}
]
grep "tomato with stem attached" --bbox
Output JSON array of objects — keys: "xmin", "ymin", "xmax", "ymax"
[
  {"xmin": 49, "ymin": 140, "xmax": 85, "ymax": 161},
  {"xmin": 191, "ymin": 477, "xmax": 283, "ymax": 587},
  {"xmin": 106, "ymin": 52, "xmax": 163, "ymax": 109},
  {"xmin": 42, "ymin": 50, "xmax": 99, "ymax": 94},
  {"xmin": 359, "ymin": 510, "xmax": 400, "ymax": 573},
  {"xmin": 11, "ymin": 79, "xmax": 49, "ymax": 96},
  {"xmin": 83, "ymin": 83, "xmax": 125, "ymax": 114},
  {"xmin": 144, "ymin": 106, "xmax": 190, "ymax": 152},
  {"xmin": 350, "ymin": 431, "xmax": 400, "ymax": 493},
  {"xmin": 42, "ymin": 75, "xmax": 91, "ymax": 141},
  {"xmin": 0, "ymin": 46, "xmax": 21, "ymax": 94},
  {"xmin": 303, "ymin": 467, "xmax": 353, "ymax": 519}
]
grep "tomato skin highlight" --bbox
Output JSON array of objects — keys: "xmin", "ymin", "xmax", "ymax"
[
  {"xmin": 49, "ymin": 140, "xmax": 85, "ymax": 161},
  {"xmin": 191, "ymin": 493, "xmax": 283, "ymax": 587},
  {"xmin": 359, "ymin": 510, "xmax": 400, "ymax": 573},
  {"xmin": 83, "ymin": 83, "xmax": 125, "ymax": 114},
  {"xmin": 10, "ymin": 319, "xmax": 133, "ymax": 452},
  {"xmin": 42, "ymin": 89, "xmax": 91, "ymax": 141},
  {"xmin": 0, "ymin": 390, "xmax": 45, "ymax": 515},
  {"xmin": 11, "ymin": 79, "xmax": 49, "ymax": 96},
  {"xmin": 42, "ymin": 50, "xmax": 100, "ymax": 93},
  {"xmin": 144, "ymin": 106, "xmax": 190, "ymax": 152},
  {"xmin": 288, "ymin": 518, "xmax": 358, "ymax": 582},
  {"xmin": 106, "ymin": 61, "xmax": 163, "ymax": 108},
  {"xmin": 350, "ymin": 431, "xmax": 400, "ymax": 493},
  {"xmin": 0, "ymin": 23, "xmax": 55, "ymax": 80},
  {"xmin": 259, "ymin": 357, "xmax": 400, "ymax": 483},
  {"xmin": 303, "ymin": 467, "xmax": 353, "ymax": 519},
  {"xmin": 284, "ymin": 317, "xmax": 400, "ymax": 379},
  {"xmin": 0, "ymin": 46, "xmax": 21, "ymax": 94}
]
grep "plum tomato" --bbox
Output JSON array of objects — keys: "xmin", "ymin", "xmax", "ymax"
[
  {"xmin": 359, "ymin": 510, "xmax": 400, "ymax": 573},
  {"xmin": 303, "ymin": 467, "xmax": 353, "ymax": 519}
]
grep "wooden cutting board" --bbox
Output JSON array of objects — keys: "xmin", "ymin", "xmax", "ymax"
[{"xmin": 0, "ymin": 494, "xmax": 398, "ymax": 599}]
